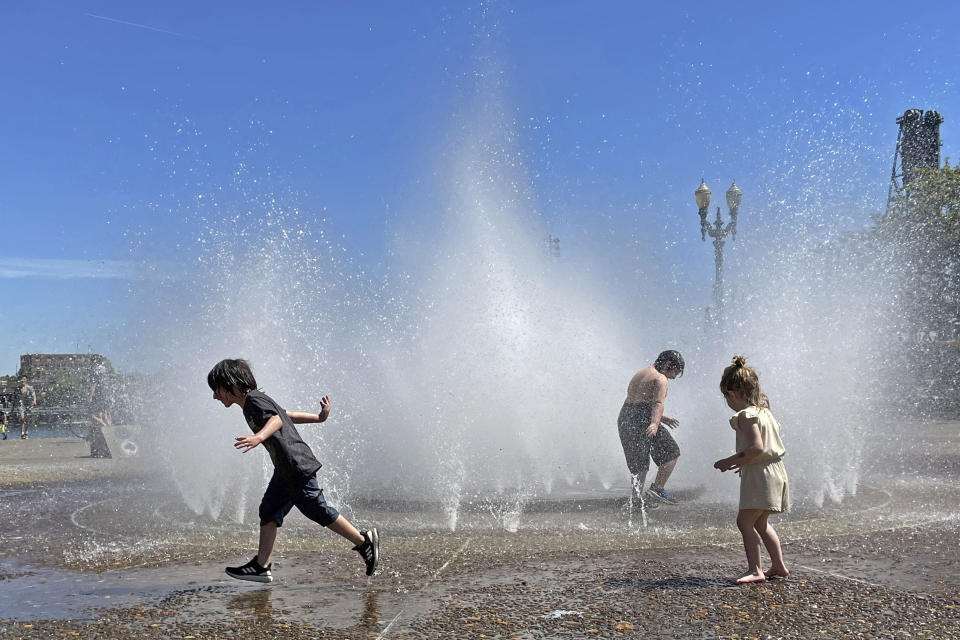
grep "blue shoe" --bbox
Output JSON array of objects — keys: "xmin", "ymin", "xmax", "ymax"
[{"xmin": 646, "ymin": 484, "xmax": 678, "ymax": 505}]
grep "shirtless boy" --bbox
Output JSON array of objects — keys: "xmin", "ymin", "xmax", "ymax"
[{"xmin": 617, "ymin": 350, "xmax": 685, "ymax": 508}]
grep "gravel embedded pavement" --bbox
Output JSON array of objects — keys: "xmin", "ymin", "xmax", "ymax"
[{"xmin": 1, "ymin": 425, "xmax": 958, "ymax": 640}]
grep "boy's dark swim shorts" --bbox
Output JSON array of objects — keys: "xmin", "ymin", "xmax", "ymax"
[
  {"xmin": 259, "ymin": 472, "xmax": 340, "ymax": 527},
  {"xmin": 617, "ymin": 401, "xmax": 681, "ymax": 475}
]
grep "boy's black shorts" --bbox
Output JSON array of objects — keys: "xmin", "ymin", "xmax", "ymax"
[
  {"xmin": 260, "ymin": 472, "xmax": 340, "ymax": 527},
  {"xmin": 617, "ymin": 401, "xmax": 681, "ymax": 476}
]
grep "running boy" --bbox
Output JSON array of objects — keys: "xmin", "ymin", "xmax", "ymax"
[
  {"xmin": 714, "ymin": 355, "xmax": 789, "ymax": 584},
  {"xmin": 208, "ymin": 358, "xmax": 379, "ymax": 582}
]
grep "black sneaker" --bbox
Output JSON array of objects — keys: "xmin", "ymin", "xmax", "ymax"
[
  {"xmin": 225, "ymin": 556, "xmax": 273, "ymax": 583},
  {"xmin": 354, "ymin": 528, "xmax": 379, "ymax": 576}
]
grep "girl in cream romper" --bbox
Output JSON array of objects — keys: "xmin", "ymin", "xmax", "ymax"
[
  {"xmin": 714, "ymin": 356, "xmax": 790, "ymax": 584},
  {"xmin": 732, "ymin": 405, "xmax": 789, "ymax": 512}
]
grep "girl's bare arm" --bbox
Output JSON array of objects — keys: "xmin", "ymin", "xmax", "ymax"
[{"xmin": 714, "ymin": 414, "xmax": 764, "ymax": 471}]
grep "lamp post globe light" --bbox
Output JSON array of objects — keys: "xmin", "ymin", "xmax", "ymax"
[{"xmin": 696, "ymin": 179, "xmax": 742, "ymax": 321}]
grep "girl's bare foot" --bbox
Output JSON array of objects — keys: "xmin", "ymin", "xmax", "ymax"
[
  {"xmin": 735, "ymin": 571, "xmax": 766, "ymax": 584},
  {"xmin": 766, "ymin": 567, "xmax": 790, "ymax": 579}
]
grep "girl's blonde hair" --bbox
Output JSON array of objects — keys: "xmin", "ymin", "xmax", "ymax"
[{"xmin": 719, "ymin": 355, "xmax": 770, "ymax": 409}]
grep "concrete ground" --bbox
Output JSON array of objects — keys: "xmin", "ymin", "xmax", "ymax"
[{"xmin": 1, "ymin": 423, "xmax": 958, "ymax": 639}]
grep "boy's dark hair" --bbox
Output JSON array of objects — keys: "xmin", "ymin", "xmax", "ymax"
[
  {"xmin": 207, "ymin": 359, "xmax": 258, "ymax": 394},
  {"xmin": 653, "ymin": 350, "xmax": 685, "ymax": 377}
]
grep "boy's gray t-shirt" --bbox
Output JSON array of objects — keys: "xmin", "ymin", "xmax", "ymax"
[{"xmin": 242, "ymin": 390, "xmax": 322, "ymax": 483}]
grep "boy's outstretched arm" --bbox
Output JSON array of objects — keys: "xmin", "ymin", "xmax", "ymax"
[
  {"xmin": 286, "ymin": 395, "xmax": 332, "ymax": 424},
  {"xmin": 235, "ymin": 415, "xmax": 283, "ymax": 453}
]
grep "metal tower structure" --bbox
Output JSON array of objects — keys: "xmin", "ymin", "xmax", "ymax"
[{"xmin": 886, "ymin": 109, "xmax": 944, "ymax": 213}]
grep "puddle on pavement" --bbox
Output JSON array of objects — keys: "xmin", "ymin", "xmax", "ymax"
[{"xmin": 0, "ymin": 556, "xmax": 403, "ymax": 628}]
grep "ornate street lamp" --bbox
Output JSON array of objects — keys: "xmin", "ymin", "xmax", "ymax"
[{"xmin": 696, "ymin": 179, "xmax": 742, "ymax": 320}]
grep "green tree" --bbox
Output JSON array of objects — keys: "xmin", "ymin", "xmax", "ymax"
[
  {"xmin": 875, "ymin": 162, "xmax": 960, "ymax": 339},
  {"xmin": 41, "ymin": 370, "xmax": 90, "ymax": 407}
]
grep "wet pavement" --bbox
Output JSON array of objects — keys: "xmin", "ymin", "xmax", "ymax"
[{"xmin": 1, "ymin": 423, "xmax": 958, "ymax": 639}]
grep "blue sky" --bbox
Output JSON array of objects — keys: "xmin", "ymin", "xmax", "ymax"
[{"xmin": 1, "ymin": 1, "xmax": 958, "ymax": 373}]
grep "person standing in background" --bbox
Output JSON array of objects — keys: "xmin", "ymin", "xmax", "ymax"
[{"xmin": 14, "ymin": 376, "xmax": 37, "ymax": 439}]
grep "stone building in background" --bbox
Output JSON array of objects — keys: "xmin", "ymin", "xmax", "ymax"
[
  {"xmin": 0, "ymin": 353, "xmax": 114, "ymax": 409},
  {"xmin": 17, "ymin": 353, "xmax": 112, "ymax": 384}
]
